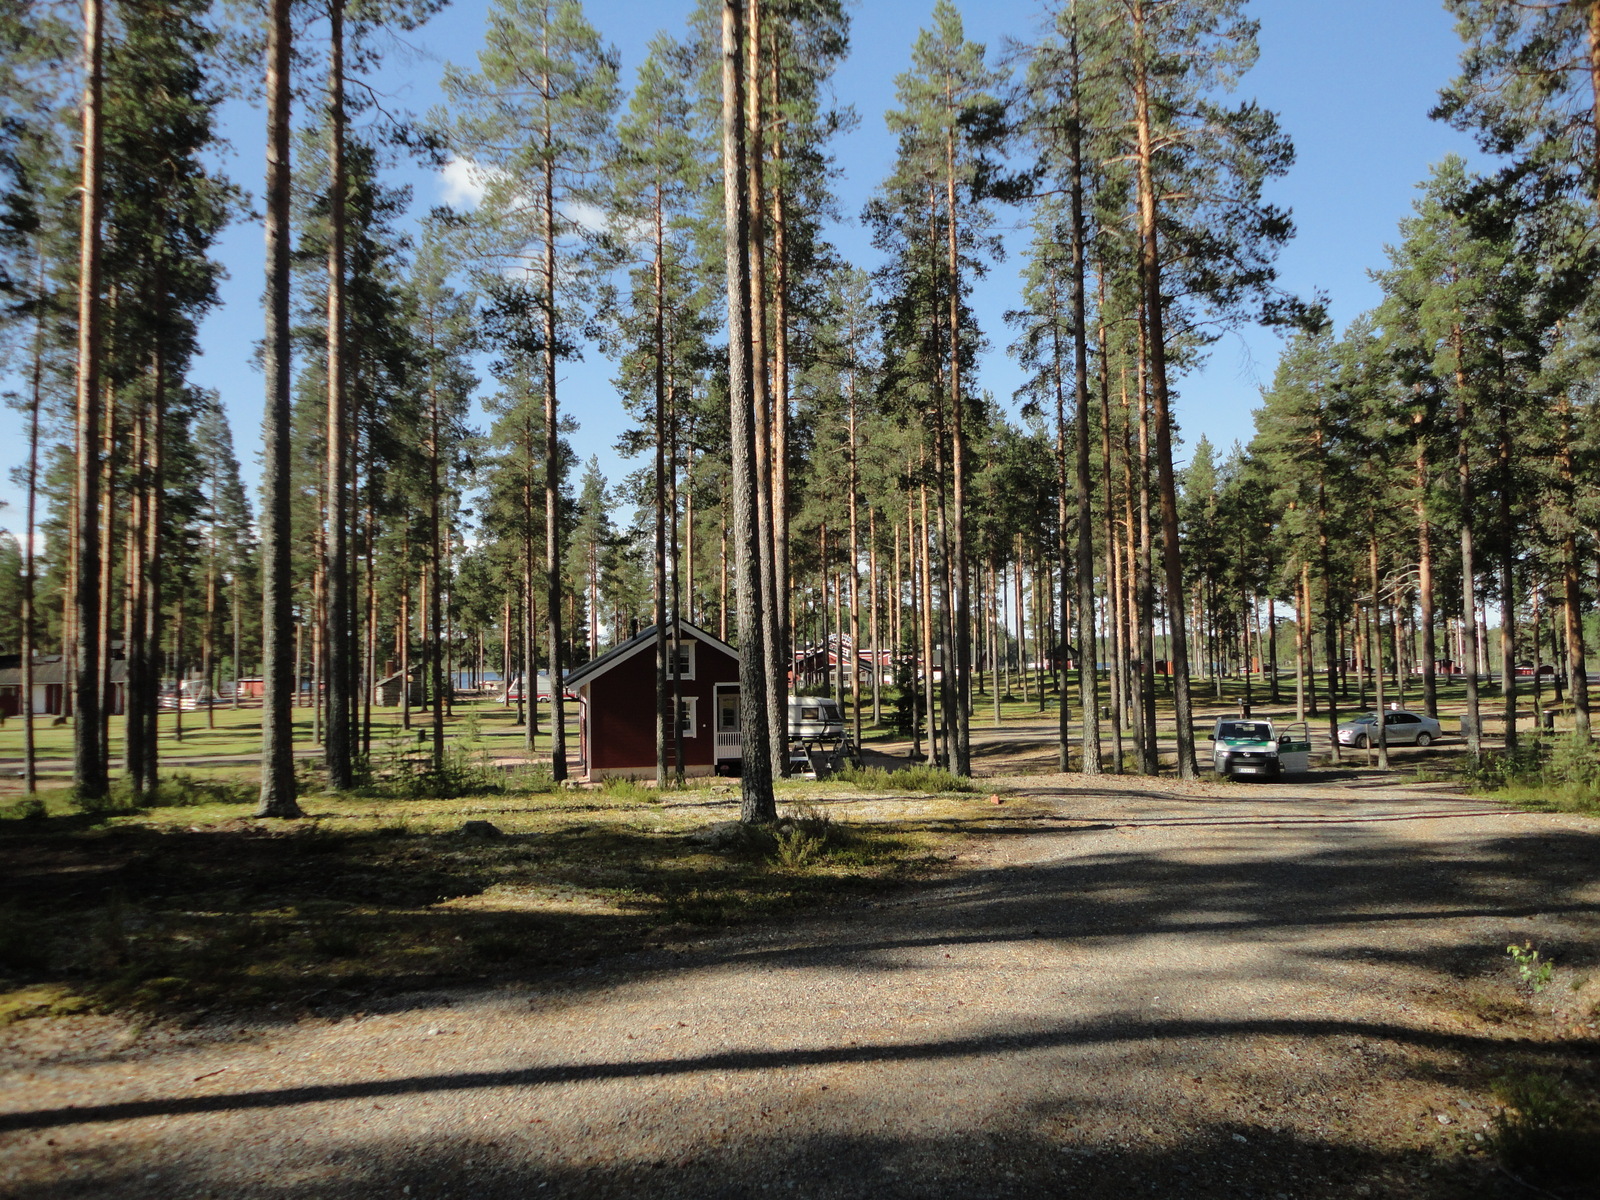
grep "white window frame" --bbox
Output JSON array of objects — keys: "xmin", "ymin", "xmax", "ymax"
[
  {"xmin": 677, "ymin": 696, "xmax": 699, "ymax": 738},
  {"xmin": 669, "ymin": 639, "xmax": 696, "ymax": 681}
]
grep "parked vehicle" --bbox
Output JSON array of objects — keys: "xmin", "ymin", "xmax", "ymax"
[
  {"xmin": 1336, "ymin": 709, "xmax": 1442, "ymax": 748},
  {"xmin": 788, "ymin": 695, "xmax": 844, "ymax": 739},
  {"xmin": 158, "ymin": 681, "xmax": 219, "ymax": 711},
  {"xmin": 501, "ymin": 672, "xmax": 575, "ymax": 703},
  {"xmin": 786, "ymin": 695, "xmax": 858, "ymax": 778},
  {"xmin": 1210, "ymin": 717, "xmax": 1312, "ymax": 779}
]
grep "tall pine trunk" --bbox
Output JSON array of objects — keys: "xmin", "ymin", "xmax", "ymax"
[
  {"xmin": 745, "ymin": 0, "xmax": 785, "ymax": 780},
  {"xmin": 1132, "ymin": 2, "xmax": 1197, "ymax": 777},
  {"xmin": 722, "ymin": 0, "xmax": 774, "ymax": 821},
  {"xmin": 539, "ymin": 44, "xmax": 567, "ymax": 780},
  {"xmin": 944, "ymin": 110, "xmax": 971, "ymax": 778},
  {"xmin": 653, "ymin": 193, "xmax": 670, "ymax": 787},
  {"xmin": 73, "ymin": 0, "xmax": 107, "ymax": 800},
  {"xmin": 1067, "ymin": 46, "xmax": 1101, "ymax": 773},
  {"xmin": 21, "ymin": 255, "xmax": 44, "ymax": 794},
  {"xmin": 324, "ymin": 0, "xmax": 353, "ymax": 789},
  {"xmin": 257, "ymin": 0, "xmax": 301, "ymax": 817},
  {"xmin": 1455, "ymin": 346, "xmax": 1483, "ymax": 759}
]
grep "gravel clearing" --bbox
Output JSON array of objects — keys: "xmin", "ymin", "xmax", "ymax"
[{"xmin": 2, "ymin": 772, "xmax": 1596, "ymax": 1199}]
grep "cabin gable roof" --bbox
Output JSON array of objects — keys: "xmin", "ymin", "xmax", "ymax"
[{"xmin": 564, "ymin": 620, "xmax": 738, "ymax": 692}]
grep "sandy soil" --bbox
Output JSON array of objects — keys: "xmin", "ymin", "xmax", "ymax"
[{"xmin": 2, "ymin": 760, "xmax": 1597, "ymax": 1199}]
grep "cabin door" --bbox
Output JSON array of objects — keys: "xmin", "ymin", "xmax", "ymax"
[{"xmin": 714, "ymin": 684, "xmax": 741, "ymax": 765}]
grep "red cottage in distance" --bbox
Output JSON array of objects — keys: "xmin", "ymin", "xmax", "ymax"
[{"xmin": 564, "ymin": 620, "xmax": 743, "ymax": 782}]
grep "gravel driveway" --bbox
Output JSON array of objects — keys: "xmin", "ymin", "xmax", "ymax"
[{"xmin": 2, "ymin": 775, "xmax": 1596, "ymax": 1199}]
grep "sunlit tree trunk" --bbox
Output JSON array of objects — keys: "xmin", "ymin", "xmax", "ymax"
[
  {"xmin": 323, "ymin": 0, "xmax": 352, "ymax": 789},
  {"xmin": 722, "ymin": 0, "xmax": 774, "ymax": 820},
  {"xmin": 73, "ymin": 0, "xmax": 108, "ymax": 799},
  {"xmin": 257, "ymin": 0, "xmax": 301, "ymax": 817},
  {"xmin": 1132, "ymin": 0, "xmax": 1197, "ymax": 777}
]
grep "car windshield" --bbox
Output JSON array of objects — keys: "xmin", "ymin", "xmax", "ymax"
[
  {"xmin": 1217, "ymin": 722, "xmax": 1270, "ymax": 741},
  {"xmin": 1350, "ymin": 714, "xmax": 1377, "ymax": 725}
]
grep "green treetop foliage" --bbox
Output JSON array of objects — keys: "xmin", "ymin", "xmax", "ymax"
[
  {"xmin": 1436, "ymin": 0, "xmax": 1600, "ymax": 213},
  {"xmin": 438, "ymin": 0, "xmax": 620, "ymax": 308}
]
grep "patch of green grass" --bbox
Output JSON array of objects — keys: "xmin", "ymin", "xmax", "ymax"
[
  {"xmin": 1464, "ymin": 734, "xmax": 1600, "ymax": 816},
  {"xmin": 0, "ymin": 984, "xmax": 92, "ymax": 1026},
  {"xmin": 1493, "ymin": 781, "xmax": 1600, "ymax": 817}
]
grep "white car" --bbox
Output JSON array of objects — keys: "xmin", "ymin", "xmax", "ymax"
[{"xmin": 1336, "ymin": 710, "xmax": 1442, "ymax": 748}]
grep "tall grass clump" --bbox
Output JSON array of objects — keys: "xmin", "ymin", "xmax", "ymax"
[
  {"xmin": 836, "ymin": 762, "xmax": 977, "ymax": 793},
  {"xmin": 1467, "ymin": 734, "xmax": 1600, "ymax": 815},
  {"xmin": 598, "ymin": 775, "xmax": 659, "ymax": 805},
  {"xmin": 1491, "ymin": 1071, "xmax": 1600, "ymax": 1182}
]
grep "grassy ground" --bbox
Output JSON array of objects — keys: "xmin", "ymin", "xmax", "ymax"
[{"xmin": 0, "ymin": 769, "xmax": 1015, "ymax": 1024}]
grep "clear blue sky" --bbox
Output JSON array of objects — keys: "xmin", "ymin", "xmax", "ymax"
[{"xmin": 0, "ymin": 0, "xmax": 1480, "ymax": 532}]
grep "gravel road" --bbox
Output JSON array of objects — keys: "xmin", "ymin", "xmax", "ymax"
[{"xmin": 3, "ymin": 775, "xmax": 1596, "ymax": 1199}]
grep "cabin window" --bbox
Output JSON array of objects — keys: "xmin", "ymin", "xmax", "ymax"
[
  {"xmin": 668, "ymin": 640, "xmax": 696, "ymax": 680},
  {"xmin": 801, "ymin": 705, "xmax": 820, "ymax": 720},
  {"xmin": 718, "ymin": 693, "xmax": 739, "ymax": 731},
  {"xmin": 677, "ymin": 697, "xmax": 699, "ymax": 737}
]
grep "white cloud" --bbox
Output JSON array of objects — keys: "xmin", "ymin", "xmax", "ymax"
[{"xmin": 439, "ymin": 156, "xmax": 496, "ymax": 209}]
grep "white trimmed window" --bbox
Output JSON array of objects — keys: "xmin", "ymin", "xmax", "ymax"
[
  {"xmin": 677, "ymin": 696, "xmax": 699, "ymax": 737},
  {"xmin": 669, "ymin": 640, "xmax": 696, "ymax": 680}
]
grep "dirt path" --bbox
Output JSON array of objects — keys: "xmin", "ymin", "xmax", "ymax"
[{"xmin": 2, "ymin": 776, "xmax": 1596, "ymax": 1199}]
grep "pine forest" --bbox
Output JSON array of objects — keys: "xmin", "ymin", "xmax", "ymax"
[{"xmin": 2, "ymin": 0, "xmax": 1599, "ymax": 821}]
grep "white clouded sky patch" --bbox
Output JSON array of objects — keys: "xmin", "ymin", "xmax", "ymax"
[{"xmin": 439, "ymin": 156, "xmax": 496, "ymax": 209}]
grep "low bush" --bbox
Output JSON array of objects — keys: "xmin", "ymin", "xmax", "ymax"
[{"xmin": 0, "ymin": 797, "xmax": 47, "ymax": 821}]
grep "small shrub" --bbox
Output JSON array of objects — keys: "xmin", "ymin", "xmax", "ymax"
[
  {"xmin": 883, "ymin": 663, "xmax": 926, "ymax": 739},
  {"xmin": 1470, "ymin": 733, "xmax": 1600, "ymax": 814},
  {"xmin": 1461, "ymin": 742, "xmax": 1548, "ymax": 791},
  {"xmin": 0, "ymin": 797, "xmax": 47, "ymax": 821},
  {"xmin": 771, "ymin": 805, "xmax": 837, "ymax": 869},
  {"xmin": 503, "ymin": 763, "xmax": 558, "ymax": 795},
  {"xmin": 1507, "ymin": 941, "xmax": 1554, "ymax": 994},
  {"xmin": 1545, "ymin": 733, "xmax": 1600, "ymax": 792},
  {"xmin": 153, "ymin": 773, "xmax": 255, "ymax": 807},
  {"xmin": 72, "ymin": 784, "xmax": 138, "ymax": 815}
]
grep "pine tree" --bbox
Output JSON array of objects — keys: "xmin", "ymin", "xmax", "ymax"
[
  {"xmin": 441, "ymin": 0, "xmax": 621, "ymax": 782},
  {"xmin": 719, "ymin": 0, "xmax": 775, "ymax": 821},
  {"xmin": 1375, "ymin": 157, "xmax": 1537, "ymax": 759},
  {"xmin": 257, "ymin": 0, "xmax": 301, "ymax": 817},
  {"xmin": 608, "ymin": 31, "xmax": 713, "ymax": 785}
]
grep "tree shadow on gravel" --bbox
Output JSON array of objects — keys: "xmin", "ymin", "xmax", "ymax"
[
  {"xmin": 3, "ymin": 1115, "xmax": 1550, "ymax": 1200},
  {"xmin": 3, "ymin": 814, "xmax": 1598, "ymax": 1197},
  {"xmin": 1, "ymin": 1011, "xmax": 1593, "ymax": 1134}
]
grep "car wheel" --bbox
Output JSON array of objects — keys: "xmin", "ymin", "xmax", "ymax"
[
  {"xmin": 1416, "ymin": 731, "xmax": 1433, "ymax": 747},
  {"xmin": 1355, "ymin": 734, "xmax": 1368, "ymax": 749}
]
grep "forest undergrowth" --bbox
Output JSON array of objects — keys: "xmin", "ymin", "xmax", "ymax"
[{"xmin": 0, "ymin": 768, "xmax": 1003, "ymax": 1024}]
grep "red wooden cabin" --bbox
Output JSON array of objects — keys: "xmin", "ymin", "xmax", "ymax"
[{"xmin": 565, "ymin": 620, "xmax": 743, "ymax": 781}]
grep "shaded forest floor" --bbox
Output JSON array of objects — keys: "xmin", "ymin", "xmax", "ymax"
[
  {"xmin": 1, "ymin": 769, "xmax": 1597, "ymax": 1199},
  {"xmin": 1, "ymin": 686, "xmax": 1597, "ymax": 1197}
]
